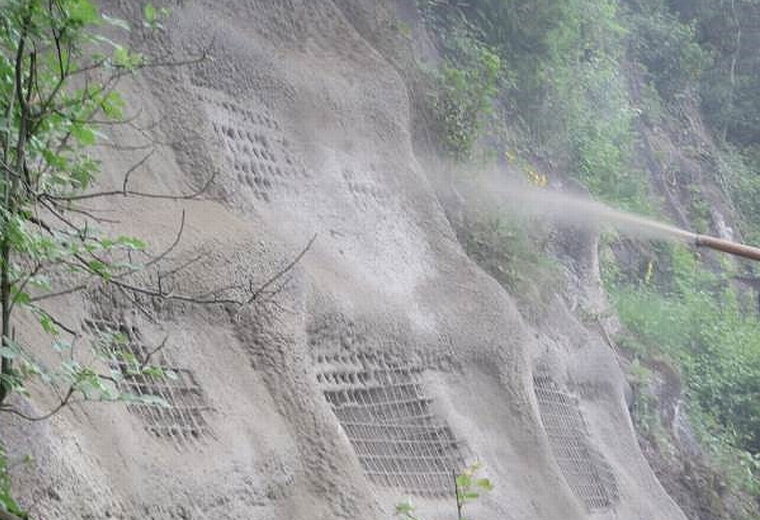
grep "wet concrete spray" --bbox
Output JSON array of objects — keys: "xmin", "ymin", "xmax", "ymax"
[{"xmin": 457, "ymin": 173, "xmax": 760, "ymax": 261}]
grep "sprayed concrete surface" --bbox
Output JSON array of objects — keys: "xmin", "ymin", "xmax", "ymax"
[{"xmin": 2, "ymin": 1, "xmax": 688, "ymax": 519}]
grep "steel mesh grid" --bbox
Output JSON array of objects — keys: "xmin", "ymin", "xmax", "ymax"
[
  {"xmin": 532, "ymin": 375, "xmax": 619, "ymax": 511},
  {"xmin": 315, "ymin": 352, "xmax": 464, "ymax": 496},
  {"xmin": 85, "ymin": 319, "xmax": 212, "ymax": 443}
]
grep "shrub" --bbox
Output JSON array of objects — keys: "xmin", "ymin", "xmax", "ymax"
[
  {"xmin": 608, "ymin": 244, "xmax": 760, "ymax": 456},
  {"xmin": 432, "ymin": 29, "xmax": 503, "ymax": 159}
]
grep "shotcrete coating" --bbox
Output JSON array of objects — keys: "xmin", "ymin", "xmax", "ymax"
[
  {"xmin": 468, "ymin": 174, "xmax": 760, "ymax": 261},
  {"xmin": 511, "ymin": 185, "xmax": 760, "ymax": 261},
  {"xmin": 0, "ymin": 2, "xmax": 699, "ymax": 520},
  {"xmin": 460, "ymin": 177, "xmax": 695, "ymax": 241}
]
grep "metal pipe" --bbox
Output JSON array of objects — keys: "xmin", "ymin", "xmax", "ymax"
[{"xmin": 694, "ymin": 234, "xmax": 760, "ymax": 262}]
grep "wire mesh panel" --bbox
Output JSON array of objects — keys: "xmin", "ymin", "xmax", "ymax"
[
  {"xmin": 315, "ymin": 352, "xmax": 464, "ymax": 496},
  {"xmin": 532, "ymin": 375, "xmax": 619, "ymax": 511},
  {"xmin": 85, "ymin": 319, "xmax": 212, "ymax": 443}
]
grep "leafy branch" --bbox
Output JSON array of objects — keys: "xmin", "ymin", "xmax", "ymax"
[
  {"xmin": 395, "ymin": 463, "xmax": 493, "ymax": 520},
  {"xmin": 0, "ymin": 2, "xmax": 311, "ymax": 517}
]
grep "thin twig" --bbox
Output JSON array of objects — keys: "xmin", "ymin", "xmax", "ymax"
[
  {"xmin": 139, "ymin": 336, "xmax": 168, "ymax": 370},
  {"xmin": 122, "ymin": 149, "xmax": 155, "ymax": 194},
  {"xmin": 44, "ymin": 170, "xmax": 216, "ymax": 202},
  {"xmin": 246, "ymin": 234, "xmax": 317, "ymax": 304},
  {"xmin": 29, "ymin": 283, "xmax": 88, "ymax": 303},
  {"xmin": 0, "ymin": 386, "xmax": 74, "ymax": 422},
  {"xmin": 143, "ymin": 210, "xmax": 185, "ymax": 269}
]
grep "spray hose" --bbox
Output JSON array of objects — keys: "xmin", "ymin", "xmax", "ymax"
[{"xmin": 694, "ymin": 234, "xmax": 760, "ymax": 262}]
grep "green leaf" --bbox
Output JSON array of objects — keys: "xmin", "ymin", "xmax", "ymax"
[
  {"xmin": 11, "ymin": 290, "xmax": 30, "ymax": 307},
  {"xmin": 115, "ymin": 235, "xmax": 146, "ymax": 250},
  {"xmin": 92, "ymin": 34, "xmax": 122, "ymax": 50},
  {"xmin": 28, "ymin": 275, "xmax": 51, "ymax": 291},
  {"xmin": 144, "ymin": 3, "xmax": 157, "ymax": 24},
  {"xmin": 476, "ymin": 478, "xmax": 494, "ymax": 491},
  {"xmin": 0, "ymin": 491, "xmax": 25, "ymax": 518},
  {"xmin": 100, "ymin": 91, "xmax": 125, "ymax": 120},
  {"xmin": 0, "ymin": 347, "xmax": 19, "ymax": 360},
  {"xmin": 113, "ymin": 46, "xmax": 131, "ymax": 68},
  {"xmin": 42, "ymin": 149, "xmax": 68, "ymax": 171},
  {"xmin": 87, "ymin": 259, "xmax": 111, "ymax": 280},
  {"xmin": 34, "ymin": 310, "xmax": 59, "ymax": 335},
  {"xmin": 141, "ymin": 366, "xmax": 164, "ymax": 378},
  {"xmin": 68, "ymin": 0, "xmax": 100, "ymax": 24},
  {"xmin": 71, "ymin": 124, "xmax": 96, "ymax": 146}
]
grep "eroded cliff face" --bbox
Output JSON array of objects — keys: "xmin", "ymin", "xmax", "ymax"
[{"xmin": 2, "ymin": 2, "xmax": 687, "ymax": 519}]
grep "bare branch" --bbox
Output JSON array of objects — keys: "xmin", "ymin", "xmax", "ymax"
[
  {"xmin": 108, "ymin": 277, "xmax": 242, "ymax": 306},
  {"xmin": 139, "ymin": 336, "xmax": 168, "ymax": 370},
  {"xmin": 8, "ymin": 261, "xmax": 41, "ymax": 313},
  {"xmin": 246, "ymin": 234, "xmax": 317, "ymax": 304},
  {"xmin": 143, "ymin": 210, "xmax": 185, "ymax": 269},
  {"xmin": 31, "ymin": 306, "xmax": 78, "ymax": 336},
  {"xmin": 0, "ymin": 386, "xmax": 74, "ymax": 422},
  {"xmin": 44, "ymin": 170, "xmax": 217, "ymax": 203},
  {"xmin": 59, "ymin": 204, "xmax": 121, "ymax": 224},
  {"xmin": 156, "ymin": 253, "xmax": 207, "ymax": 279},
  {"xmin": 122, "ymin": 149, "xmax": 155, "ymax": 194},
  {"xmin": 113, "ymin": 284, "xmax": 156, "ymax": 322},
  {"xmin": 29, "ymin": 283, "xmax": 88, "ymax": 303},
  {"xmin": 138, "ymin": 39, "xmax": 214, "ymax": 70}
]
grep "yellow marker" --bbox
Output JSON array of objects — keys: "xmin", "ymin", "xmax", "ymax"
[{"xmin": 644, "ymin": 260, "xmax": 654, "ymax": 285}]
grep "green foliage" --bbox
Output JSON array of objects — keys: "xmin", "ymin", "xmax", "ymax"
[
  {"xmin": 142, "ymin": 2, "xmax": 171, "ymax": 30},
  {"xmin": 424, "ymin": 0, "xmax": 760, "ymax": 511},
  {"xmin": 621, "ymin": 0, "xmax": 760, "ymax": 153},
  {"xmin": 431, "ymin": 28, "xmax": 503, "ymax": 160},
  {"xmin": 625, "ymin": 359, "xmax": 669, "ymax": 442},
  {"xmin": 0, "ymin": 446, "xmax": 25, "ymax": 519},
  {"xmin": 625, "ymin": 1, "xmax": 710, "ymax": 99},
  {"xmin": 0, "ymin": 0, "xmax": 173, "ymax": 406},
  {"xmin": 717, "ymin": 146, "xmax": 760, "ymax": 245},
  {"xmin": 0, "ymin": 1, "xmax": 185, "ymax": 512},
  {"xmin": 607, "ymin": 243, "xmax": 760, "ymax": 462},
  {"xmin": 537, "ymin": 0, "xmax": 650, "ymax": 211},
  {"xmin": 395, "ymin": 463, "xmax": 492, "ymax": 520},
  {"xmin": 422, "ymin": 0, "xmax": 648, "ymax": 210},
  {"xmin": 454, "ymin": 462, "xmax": 493, "ymax": 520},
  {"xmin": 394, "ymin": 500, "xmax": 419, "ymax": 520}
]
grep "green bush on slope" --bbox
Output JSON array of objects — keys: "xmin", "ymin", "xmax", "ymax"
[
  {"xmin": 607, "ymin": 244, "xmax": 760, "ymax": 493},
  {"xmin": 432, "ymin": 30, "xmax": 503, "ymax": 159}
]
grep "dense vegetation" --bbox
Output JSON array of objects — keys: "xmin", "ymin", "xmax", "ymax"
[{"xmin": 423, "ymin": 0, "xmax": 760, "ymax": 512}]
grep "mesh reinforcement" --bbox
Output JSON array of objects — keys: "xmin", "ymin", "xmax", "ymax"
[
  {"xmin": 533, "ymin": 375, "xmax": 618, "ymax": 510},
  {"xmin": 315, "ymin": 352, "xmax": 464, "ymax": 496},
  {"xmin": 86, "ymin": 319, "xmax": 212, "ymax": 443}
]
